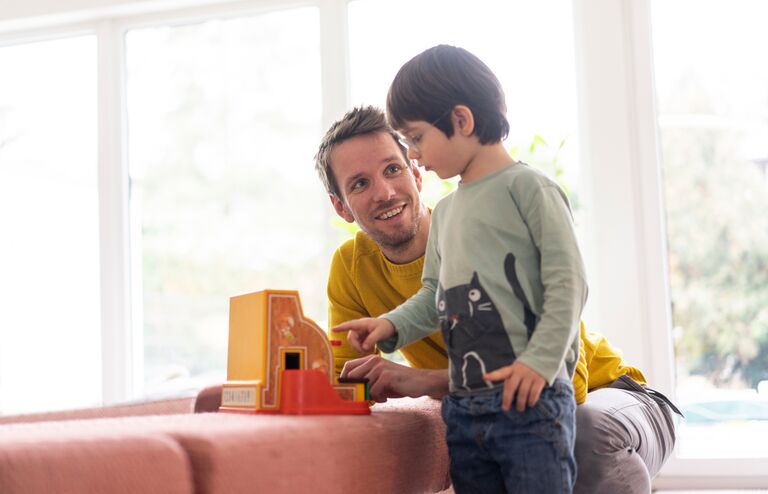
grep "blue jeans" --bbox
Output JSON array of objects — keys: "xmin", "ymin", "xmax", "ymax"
[{"xmin": 441, "ymin": 378, "xmax": 577, "ymax": 494}]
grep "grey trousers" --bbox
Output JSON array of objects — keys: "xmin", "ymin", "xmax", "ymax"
[{"xmin": 573, "ymin": 381, "xmax": 677, "ymax": 494}]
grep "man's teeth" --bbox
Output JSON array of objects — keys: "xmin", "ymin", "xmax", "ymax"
[{"xmin": 378, "ymin": 206, "xmax": 403, "ymax": 219}]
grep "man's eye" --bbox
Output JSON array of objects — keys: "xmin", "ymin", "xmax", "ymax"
[
  {"xmin": 350, "ymin": 179, "xmax": 367, "ymax": 191},
  {"xmin": 385, "ymin": 164, "xmax": 402, "ymax": 175}
]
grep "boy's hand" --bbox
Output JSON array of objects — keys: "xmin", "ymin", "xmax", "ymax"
[
  {"xmin": 484, "ymin": 361, "xmax": 546, "ymax": 413},
  {"xmin": 332, "ymin": 318, "xmax": 396, "ymax": 353}
]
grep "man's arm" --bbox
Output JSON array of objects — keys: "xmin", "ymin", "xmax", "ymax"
[{"xmin": 341, "ymin": 354, "xmax": 449, "ymax": 402}]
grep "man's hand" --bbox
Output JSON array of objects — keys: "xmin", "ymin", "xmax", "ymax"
[
  {"xmin": 484, "ymin": 361, "xmax": 546, "ymax": 412},
  {"xmin": 332, "ymin": 317, "xmax": 395, "ymax": 353},
  {"xmin": 341, "ymin": 355, "xmax": 449, "ymax": 402}
]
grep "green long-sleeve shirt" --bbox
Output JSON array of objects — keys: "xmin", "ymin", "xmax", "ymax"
[{"xmin": 381, "ymin": 163, "xmax": 587, "ymax": 395}]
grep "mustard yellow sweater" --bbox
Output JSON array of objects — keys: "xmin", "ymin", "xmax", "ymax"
[{"xmin": 327, "ymin": 231, "xmax": 645, "ymax": 404}]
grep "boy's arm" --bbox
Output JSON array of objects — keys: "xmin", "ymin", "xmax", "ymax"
[
  {"xmin": 378, "ymin": 277, "xmax": 440, "ymax": 352},
  {"xmin": 333, "ymin": 278, "xmax": 440, "ymax": 354},
  {"xmin": 333, "ymin": 317, "xmax": 396, "ymax": 353},
  {"xmin": 327, "ymin": 247, "xmax": 374, "ymax": 376},
  {"xmin": 378, "ymin": 215, "xmax": 443, "ymax": 352},
  {"xmin": 515, "ymin": 183, "xmax": 588, "ymax": 384},
  {"xmin": 334, "ymin": 209, "xmax": 442, "ymax": 355}
]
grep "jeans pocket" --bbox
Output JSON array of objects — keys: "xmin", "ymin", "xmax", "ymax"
[
  {"xmin": 534, "ymin": 381, "xmax": 570, "ymax": 420},
  {"xmin": 536, "ymin": 396, "xmax": 560, "ymax": 421},
  {"xmin": 551, "ymin": 377, "xmax": 574, "ymax": 397}
]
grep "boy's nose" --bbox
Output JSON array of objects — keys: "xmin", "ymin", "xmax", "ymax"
[{"xmin": 406, "ymin": 147, "xmax": 420, "ymax": 161}]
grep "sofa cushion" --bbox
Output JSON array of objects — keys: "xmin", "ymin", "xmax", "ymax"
[
  {"xmin": 0, "ymin": 422, "xmax": 194, "ymax": 494},
  {"xmin": 169, "ymin": 396, "xmax": 450, "ymax": 494},
  {"xmin": 0, "ymin": 396, "xmax": 450, "ymax": 494}
]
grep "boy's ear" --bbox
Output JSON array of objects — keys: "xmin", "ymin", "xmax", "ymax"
[
  {"xmin": 451, "ymin": 105, "xmax": 475, "ymax": 137},
  {"xmin": 330, "ymin": 194, "xmax": 355, "ymax": 223}
]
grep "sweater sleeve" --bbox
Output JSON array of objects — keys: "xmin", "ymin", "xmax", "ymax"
[
  {"xmin": 327, "ymin": 246, "xmax": 371, "ymax": 377},
  {"xmin": 572, "ymin": 321, "xmax": 589, "ymax": 404},
  {"xmin": 514, "ymin": 183, "xmax": 588, "ymax": 384}
]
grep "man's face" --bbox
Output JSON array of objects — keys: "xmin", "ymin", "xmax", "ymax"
[{"xmin": 329, "ymin": 132, "xmax": 424, "ymax": 253}]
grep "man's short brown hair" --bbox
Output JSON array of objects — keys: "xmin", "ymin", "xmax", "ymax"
[{"xmin": 315, "ymin": 106, "xmax": 408, "ymax": 198}]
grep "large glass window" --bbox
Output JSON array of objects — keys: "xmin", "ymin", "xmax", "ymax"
[
  {"xmin": 347, "ymin": 0, "xmax": 582, "ymax": 363},
  {"xmin": 0, "ymin": 36, "xmax": 100, "ymax": 414},
  {"xmin": 652, "ymin": 0, "xmax": 768, "ymax": 458},
  {"xmin": 348, "ymin": 0, "xmax": 580, "ymax": 210},
  {"xmin": 125, "ymin": 7, "xmax": 333, "ymax": 396}
]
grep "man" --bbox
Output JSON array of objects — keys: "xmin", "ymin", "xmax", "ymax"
[{"xmin": 314, "ymin": 106, "xmax": 678, "ymax": 494}]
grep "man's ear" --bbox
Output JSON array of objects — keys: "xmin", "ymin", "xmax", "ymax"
[
  {"xmin": 451, "ymin": 105, "xmax": 475, "ymax": 137},
  {"xmin": 411, "ymin": 162, "xmax": 423, "ymax": 192},
  {"xmin": 330, "ymin": 194, "xmax": 355, "ymax": 223}
]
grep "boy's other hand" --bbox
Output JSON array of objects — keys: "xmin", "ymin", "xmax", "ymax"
[
  {"xmin": 332, "ymin": 317, "xmax": 395, "ymax": 353},
  {"xmin": 484, "ymin": 361, "xmax": 546, "ymax": 413}
]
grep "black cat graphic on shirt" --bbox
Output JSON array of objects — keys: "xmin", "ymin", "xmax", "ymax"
[{"xmin": 437, "ymin": 253, "xmax": 537, "ymax": 391}]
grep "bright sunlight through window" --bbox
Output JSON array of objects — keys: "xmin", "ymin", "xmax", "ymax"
[{"xmin": 0, "ymin": 35, "xmax": 100, "ymax": 414}]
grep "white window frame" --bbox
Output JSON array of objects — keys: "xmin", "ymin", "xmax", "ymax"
[
  {"xmin": 573, "ymin": 0, "xmax": 768, "ymax": 488},
  {"xmin": 0, "ymin": 0, "xmax": 351, "ymax": 405},
  {"xmin": 2, "ymin": 0, "xmax": 766, "ymax": 486}
]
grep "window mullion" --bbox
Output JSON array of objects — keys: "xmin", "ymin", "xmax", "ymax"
[
  {"xmin": 318, "ymin": 0, "xmax": 350, "ymax": 131},
  {"xmin": 97, "ymin": 19, "xmax": 133, "ymax": 405},
  {"xmin": 318, "ymin": 0, "xmax": 350, "ymax": 264}
]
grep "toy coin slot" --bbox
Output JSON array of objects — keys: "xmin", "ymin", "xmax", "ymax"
[{"xmin": 281, "ymin": 348, "xmax": 304, "ymax": 370}]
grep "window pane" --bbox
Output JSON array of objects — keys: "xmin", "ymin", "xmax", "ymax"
[
  {"xmin": 0, "ymin": 36, "xmax": 100, "ymax": 414},
  {"xmin": 652, "ymin": 0, "xmax": 768, "ymax": 458},
  {"xmin": 348, "ymin": 0, "xmax": 584, "ymax": 362},
  {"xmin": 348, "ymin": 0, "xmax": 580, "ymax": 211},
  {"xmin": 126, "ymin": 8, "xmax": 330, "ymax": 396}
]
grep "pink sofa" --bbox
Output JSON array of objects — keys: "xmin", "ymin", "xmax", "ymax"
[{"xmin": 0, "ymin": 388, "xmax": 450, "ymax": 494}]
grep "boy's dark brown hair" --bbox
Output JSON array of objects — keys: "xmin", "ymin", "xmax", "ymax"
[
  {"xmin": 314, "ymin": 105, "xmax": 408, "ymax": 198},
  {"xmin": 386, "ymin": 45, "xmax": 510, "ymax": 144}
]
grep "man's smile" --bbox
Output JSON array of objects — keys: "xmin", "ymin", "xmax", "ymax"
[{"xmin": 376, "ymin": 204, "xmax": 405, "ymax": 220}]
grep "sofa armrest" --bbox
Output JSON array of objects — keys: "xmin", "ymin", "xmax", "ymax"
[{"xmin": 194, "ymin": 385, "xmax": 222, "ymax": 413}]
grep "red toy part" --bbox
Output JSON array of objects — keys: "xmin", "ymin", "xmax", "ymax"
[
  {"xmin": 280, "ymin": 370, "xmax": 370, "ymax": 415},
  {"xmin": 329, "ymin": 339, "xmax": 342, "ymax": 346}
]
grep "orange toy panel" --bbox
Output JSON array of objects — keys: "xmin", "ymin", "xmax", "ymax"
[
  {"xmin": 224, "ymin": 290, "xmax": 369, "ymax": 415},
  {"xmin": 261, "ymin": 292, "xmax": 333, "ymax": 409}
]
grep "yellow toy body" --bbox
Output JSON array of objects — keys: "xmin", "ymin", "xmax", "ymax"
[{"xmin": 220, "ymin": 290, "xmax": 369, "ymax": 415}]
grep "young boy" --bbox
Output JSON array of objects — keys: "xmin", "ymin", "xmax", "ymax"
[{"xmin": 334, "ymin": 45, "xmax": 587, "ymax": 493}]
